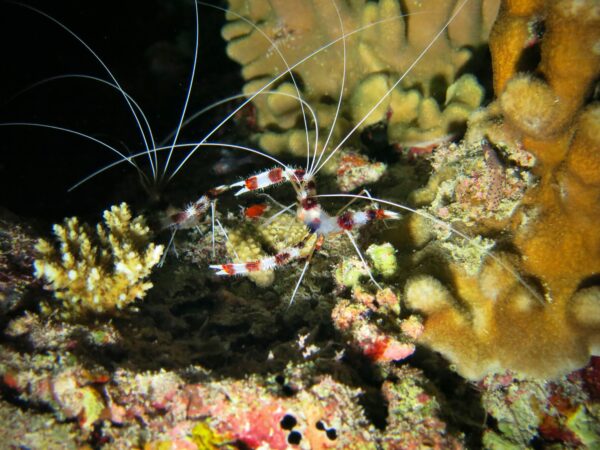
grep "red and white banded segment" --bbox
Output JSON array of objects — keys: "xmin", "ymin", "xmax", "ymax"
[
  {"xmin": 335, "ymin": 209, "xmax": 400, "ymax": 230},
  {"xmin": 210, "ymin": 208, "xmax": 398, "ymax": 276},
  {"xmin": 210, "ymin": 246, "xmax": 303, "ymax": 275},
  {"xmin": 230, "ymin": 167, "xmax": 307, "ymax": 196},
  {"xmin": 300, "ymin": 205, "xmax": 400, "ymax": 235}
]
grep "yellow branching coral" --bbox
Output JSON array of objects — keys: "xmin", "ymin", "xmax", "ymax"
[
  {"xmin": 223, "ymin": 0, "xmax": 498, "ymax": 160},
  {"xmin": 34, "ymin": 203, "xmax": 164, "ymax": 316}
]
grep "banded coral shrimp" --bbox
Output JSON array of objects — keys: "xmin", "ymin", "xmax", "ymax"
[{"xmin": 163, "ymin": 0, "xmax": 542, "ymax": 309}]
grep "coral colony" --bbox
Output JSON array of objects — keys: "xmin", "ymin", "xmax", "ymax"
[
  {"xmin": 34, "ymin": 204, "xmax": 163, "ymax": 317},
  {"xmin": 1, "ymin": 0, "xmax": 600, "ymax": 448}
]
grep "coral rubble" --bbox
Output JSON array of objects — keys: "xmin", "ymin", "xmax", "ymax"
[
  {"xmin": 332, "ymin": 287, "xmax": 422, "ymax": 366},
  {"xmin": 34, "ymin": 203, "xmax": 164, "ymax": 317},
  {"xmin": 222, "ymin": 0, "xmax": 498, "ymax": 160},
  {"xmin": 404, "ymin": 0, "xmax": 600, "ymax": 379}
]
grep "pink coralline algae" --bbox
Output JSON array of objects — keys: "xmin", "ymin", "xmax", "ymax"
[
  {"xmin": 109, "ymin": 370, "xmax": 377, "ymax": 449},
  {"xmin": 335, "ymin": 151, "xmax": 386, "ymax": 192},
  {"xmin": 332, "ymin": 288, "xmax": 422, "ymax": 364}
]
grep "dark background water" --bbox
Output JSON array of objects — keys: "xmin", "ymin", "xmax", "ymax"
[{"xmin": 0, "ymin": 0, "xmax": 241, "ymax": 223}]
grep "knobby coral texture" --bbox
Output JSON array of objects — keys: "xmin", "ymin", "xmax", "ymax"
[
  {"xmin": 224, "ymin": 211, "xmax": 314, "ymax": 287},
  {"xmin": 222, "ymin": 0, "xmax": 499, "ymax": 162},
  {"xmin": 405, "ymin": 0, "xmax": 600, "ymax": 380}
]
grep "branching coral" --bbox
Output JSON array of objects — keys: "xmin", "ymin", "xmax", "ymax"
[
  {"xmin": 223, "ymin": 0, "xmax": 499, "ymax": 160},
  {"xmin": 34, "ymin": 203, "xmax": 164, "ymax": 316},
  {"xmin": 402, "ymin": 0, "xmax": 600, "ymax": 379}
]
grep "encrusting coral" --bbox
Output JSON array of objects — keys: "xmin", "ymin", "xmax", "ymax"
[
  {"xmin": 222, "ymin": 0, "xmax": 499, "ymax": 160},
  {"xmin": 225, "ymin": 211, "xmax": 314, "ymax": 287},
  {"xmin": 403, "ymin": 0, "xmax": 600, "ymax": 380},
  {"xmin": 335, "ymin": 151, "xmax": 386, "ymax": 192},
  {"xmin": 411, "ymin": 139, "xmax": 535, "ymax": 228},
  {"xmin": 34, "ymin": 203, "xmax": 163, "ymax": 316}
]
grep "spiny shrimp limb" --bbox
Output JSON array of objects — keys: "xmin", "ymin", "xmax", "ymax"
[
  {"xmin": 159, "ymin": 184, "xmax": 230, "ymax": 266},
  {"xmin": 229, "ymin": 167, "xmax": 307, "ymax": 196},
  {"xmin": 166, "ymin": 185, "xmax": 229, "ymax": 230},
  {"xmin": 336, "ymin": 209, "xmax": 400, "ymax": 230},
  {"xmin": 210, "ymin": 234, "xmax": 322, "ymax": 276},
  {"xmin": 211, "ymin": 205, "xmax": 398, "ymax": 280},
  {"xmin": 300, "ymin": 206, "xmax": 400, "ymax": 236}
]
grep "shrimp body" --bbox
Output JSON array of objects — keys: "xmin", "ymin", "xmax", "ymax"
[{"xmin": 209, "ymin": 170, "xmax": 399, "ymax": 280}]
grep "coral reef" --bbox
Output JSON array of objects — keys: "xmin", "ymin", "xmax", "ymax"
[
  {"xmin": 0, "ymin": 399, "xmax": 79, "ymax": 449},
  {"xmin": 0, "ymin": 309, "xmax": 466, "ymax": 448},
  {"xmin": 477, "ymin": 370, "xmax": 598, "ymax": 448},
  {"xmin": 486, "ymin": 0, "xmax": 600, "ymax": 303},
  {"xmin": 411, "ymin": 140, "xmax": 535, "ymax": 228},
  {"xmin": 405, "ymin": 252, "xmax": 600, "ymax": 380},
  {"xmin": 222, "ymin": 0, "xmax": 498, "ymax": 160},
  {"xmin": 403, "ymin": 0, "xmax": 600, "ymax": 380},
  {"xmin": 34, "ymin": 203, "xmax": 164, "ymax": 317},
  {"xmin": 0, "ymin": 204, "xmax": 472, "ymax": 449},
  {"xmin": 5, "ymin": 1, "xmax": 600, "ymax": 447},
  {"xmin": 3, "ymin": 299, "xmax": 599, "ymax": 448},
  {"xmin": 380, "ymin": 366, "xmax": 464, "ymax": 448}
]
